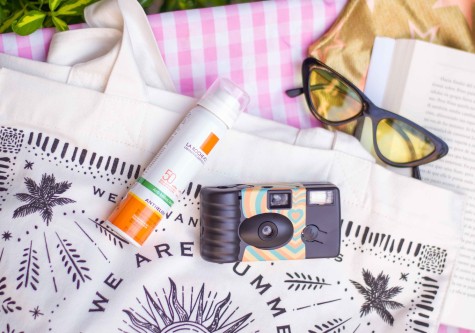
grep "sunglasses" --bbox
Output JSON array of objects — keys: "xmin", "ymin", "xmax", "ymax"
[{"xmin": 286, "ymin": 57, "xmax": 449, "ymax": 168}]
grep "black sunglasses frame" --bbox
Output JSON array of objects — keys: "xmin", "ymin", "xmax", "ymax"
[{"xmin": 288, "ymin": 57, "xmax": 448, "ymax": 168}]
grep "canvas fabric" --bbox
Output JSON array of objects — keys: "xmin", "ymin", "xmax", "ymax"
[{"xmin": 0, "ymin": 1, "xmax": 464, "ymax": 332}]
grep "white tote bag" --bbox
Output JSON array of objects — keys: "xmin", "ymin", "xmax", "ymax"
[{"xmin": 0, "ymin": 1, "xmax": 463, "ymax": 332}]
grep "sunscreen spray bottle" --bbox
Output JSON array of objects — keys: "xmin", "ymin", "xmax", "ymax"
[{"xmin": 107, "ymin": 78, "xmax": 249, "ymax": 246}]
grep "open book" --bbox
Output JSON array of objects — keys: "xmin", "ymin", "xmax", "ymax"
[{"xmin": 363, "ymin": 37, "xmax": 475, "ymax": 330}]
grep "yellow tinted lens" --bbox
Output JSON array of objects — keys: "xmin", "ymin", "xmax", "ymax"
[
  {"xmin": 376, "ymin": 119, "xmax": 436, "ymax": 163},
  {"xmin": 308, "ymin": 68, "xmax": 363, "ymax": 122}
]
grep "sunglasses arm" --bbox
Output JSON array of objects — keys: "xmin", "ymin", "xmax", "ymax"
[
  {"xmin": 285, "ymin": 87, "xmax": 305, "ymax": 98},
  {"xmin": 286, "ymin": 83, "xmax": 360, "ymax": 102}
]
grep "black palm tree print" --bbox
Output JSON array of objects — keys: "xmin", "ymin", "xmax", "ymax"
[
  {"xmin": 350, "ymin": 269, "xmax": 404, "ymax": 326},
  {"xmin": 13, "ymin": 174, "xmax": 75, "ymax": 225}
]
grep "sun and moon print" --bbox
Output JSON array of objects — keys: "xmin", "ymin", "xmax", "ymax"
[{"xmin": 0, "ymin": 126, "xmax": 449, "ymax": 332}]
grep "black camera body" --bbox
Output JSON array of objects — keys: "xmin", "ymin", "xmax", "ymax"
[{"xmin": 200, "ymin": 183, "xmax": 341, "ymax": 263}]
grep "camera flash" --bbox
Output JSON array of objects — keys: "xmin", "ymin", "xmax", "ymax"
[{"xmin": 308, "ymin": 190, "xmax": 334, "ymax": 205}]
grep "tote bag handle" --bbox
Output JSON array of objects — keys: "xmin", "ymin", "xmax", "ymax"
[{"xmin": 46, "ymin": 0, "xmax": 175, "ymax": 101}]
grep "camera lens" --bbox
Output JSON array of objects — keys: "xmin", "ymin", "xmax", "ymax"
[
  {"xmin": 258, "ymin": 221, "xmax": 277, "ymax": 240},
  {"xmin": 261, "ymin": 225, "xmax": 274, "ymax": 237}
]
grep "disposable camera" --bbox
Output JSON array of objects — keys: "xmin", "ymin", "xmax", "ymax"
[{"xmin": 200, "ymin": 183, "xmax": 341, "ymax": 263}]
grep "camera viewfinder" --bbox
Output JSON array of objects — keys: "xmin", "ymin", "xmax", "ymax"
[{"xmin": 268, "ymin": 190, "xmax": 292, "ymax": 209}]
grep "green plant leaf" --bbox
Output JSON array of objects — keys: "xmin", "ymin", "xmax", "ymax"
[
  {"xmin": 11, "ymin": 10, "xmax": 46, "ymax": 36},
  {"xmin": 56, "ymin": 0, "xmax": 97, "ymax": 16},
  {"xmin": 0, "ymin": 8, "xmax": 10, "ymax": 22},
  {"xmin": 197, "ymin": 0, "xmax": 229, "ymax": 6},
  {"xmin": 43, "ymin": 16, "xmax": 54, "ymax": 28},
  {"xmin": 52, "ymin": 16, "xmax": 68, "ymax": 31},
  {"xmin": 138, "ymin": 0, "xmax": 154, "ymax": 8},
  {"xmin": 163, "ymin": 0, "xmax": 195, "ymax": 11},
  {"xmin": 49, "ymin": 0, "xmax": 63, "ymax": 11},
  {"xmin": 178, "ymin": 0, "xmax": 198, "ymax": 10},
  {"xmin": 0, "ymin": 10, "xmax": 22, "ymax": 33}
]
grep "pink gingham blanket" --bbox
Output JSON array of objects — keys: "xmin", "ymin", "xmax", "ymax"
[{"xmin": 0, "ymin": 1, "xmax": 468, "ymax": 332}]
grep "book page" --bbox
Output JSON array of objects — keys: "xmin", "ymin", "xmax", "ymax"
[
  {"xmin": 367, "ymin": 37, "xmax": 475, "ymax": 330},
  {"xmin": 408, "ymin": 63, "xmax": 475, "ymax": 330}
]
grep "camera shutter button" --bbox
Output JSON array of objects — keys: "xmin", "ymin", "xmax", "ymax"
[{"xmin": 301, "ymin": 225, "xmax": 320, "ymax": 242}]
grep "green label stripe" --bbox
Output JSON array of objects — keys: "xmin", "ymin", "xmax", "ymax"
[{"xmin": 137, "ymin": 177, "xmax": 174, "ymax": 207}]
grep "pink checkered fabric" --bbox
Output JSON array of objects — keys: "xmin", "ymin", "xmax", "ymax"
[
  {"xmin": 0, "ymin": 1, "xmax": 469, "ymax": 332},
  {"xmin": 150, "ymin": 0, "xmax": 348, "ymax": 128}
]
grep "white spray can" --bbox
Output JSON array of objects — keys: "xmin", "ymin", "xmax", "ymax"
[{"xmin": 108, "ymin": 78, "xmax": 249, "ymax": 246}]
